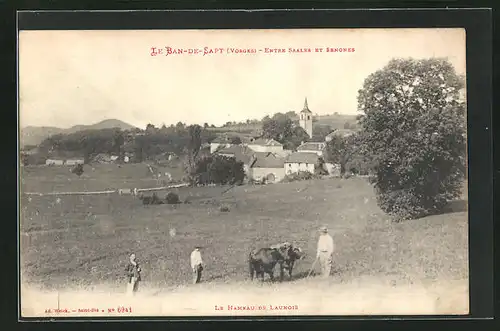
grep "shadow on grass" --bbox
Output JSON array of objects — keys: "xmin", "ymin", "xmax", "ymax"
[
  {"xmin": 442, "ymin": 199, "xmax": 468, "ymax": 214},
  {"xmin": 290, "ymin": 271, "xmax": 312, "ymax": 281},
  {"xmin": 396, "ymin": 199, "xmax": 469, "ymax": 223}
]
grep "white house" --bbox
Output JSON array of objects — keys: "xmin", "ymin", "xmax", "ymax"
[
  {"xmin": 247, "ymin": 138, "xmax": 283, "ymax": 153},
  {"xmin": 45, "ymin": 159, "xmax": 64, "ymax": 166},
  {"xmin": 248, "ymin": 152, "xmax": 286, "ymax": 183},
  {"xmin": 296, "ymin": 142, "xmax": 326, "ymax": 157},
  {"xmin": 284, "ymin": 152, "xmax": 320, "ymax": 175}
]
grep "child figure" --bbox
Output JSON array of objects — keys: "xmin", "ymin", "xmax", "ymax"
[
  {"xmin": 190, "ymin": 246, "xmax": 204, "ymax": 284},
  {"xmin": 125, "ymin": 253, "xmax": 141, "ymax": 296}
]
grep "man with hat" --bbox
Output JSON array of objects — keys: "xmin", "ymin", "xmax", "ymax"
[
  {"xmin": 190, "ymin": 246, "xmax": 204, "ymax": 284},
  {"xmin": 316, "ymin": 226, "xmax": 334, "ymax": 278}
]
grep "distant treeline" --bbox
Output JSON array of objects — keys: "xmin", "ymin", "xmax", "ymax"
[{"xmin": 35, "ymin": 123, "xmax": 219, "ymax": 164}]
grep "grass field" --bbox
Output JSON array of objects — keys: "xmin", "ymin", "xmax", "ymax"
[
  {"xmin": 19, "ymin": 164, "xmax": 469, "ymax": 315},
  {"xmin": 20, "ymin": 163, "xmax": 185, "ymax": 193}
]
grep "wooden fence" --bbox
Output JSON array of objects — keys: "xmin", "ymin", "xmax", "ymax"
[{"xmin": 22, "ymin": 183, "xmax": 189, "ymax": 197}]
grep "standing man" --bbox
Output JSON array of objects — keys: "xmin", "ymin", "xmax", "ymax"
[
  {"xmin": 125, "ymin": 253, "xmax": 142, "ymax": 296},
  {"xmin": 190, "ymin": 246, "xmax": 204, "ymax": 284},
  {"xmin": 316, "ymin": 226, "xmax": 334, "ymax": 278}
]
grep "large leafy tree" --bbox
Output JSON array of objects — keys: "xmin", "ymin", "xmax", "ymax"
[
  {"xmin": 190, "ymin": 155, "xmax": 245, "ymax": 185},
  {"xmin": 262, "ymin": 113, "xmax": 309, "ymax": 150},
  {"xmin": 184, "ymin": 124, "xmax": 203, "ymax": 174},
  {"xmin": 358, "ymin": 58, "xmax": 466, "ymax": 220}
]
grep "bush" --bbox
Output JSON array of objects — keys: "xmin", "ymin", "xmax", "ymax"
[
  {"xmin": 284, "ymin": 171, "xmax": 314, "ymax": 182},
  {"xmin": 165, "ymin": 192, "xmax": 180, "ymax": 204},
  {"xmin": 358, "ymin": 58, "xmax": 466, "ymax": 220},
  {"xmin": 219, "ymin": 205, "xmax": 230, "ymax": 212},
  {"xmin": 189, "ymin": 155, "xmax": 245, "ymax": 185},
  {"xmin": 72, "ymin": 164, "xmax": 84, "ymax": 177}
]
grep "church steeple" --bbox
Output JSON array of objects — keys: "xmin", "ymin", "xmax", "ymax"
[
  {"xmin": 301, "ymin": 97, "xmax": 312, "ymax": 113},
  {"xmin": 299, "ymin": 97, "xmax": 313, "ymax": 138}
]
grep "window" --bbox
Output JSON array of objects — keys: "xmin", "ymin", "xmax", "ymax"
[{"xmin": 307, "ymin": 116, "xmax": 310, "ymax": 120}]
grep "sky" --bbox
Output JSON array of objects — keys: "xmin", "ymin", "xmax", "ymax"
[{"xmin": 19, "ymin": 28, "xmax": 466, "ymax": 129}]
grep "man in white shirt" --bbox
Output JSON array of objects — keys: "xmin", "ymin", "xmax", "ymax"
[
  {"xmin": 190, "ymin": 246, "xmax": 204, "ymax": 284},
  {"xmin": 316, "ymin": 226, "xmax": 334, "ymax": 278}
]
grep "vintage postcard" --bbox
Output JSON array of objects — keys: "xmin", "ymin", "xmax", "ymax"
[{"xmin": 19, "ymin": 27, "xmax": 469, "ymax": 318}]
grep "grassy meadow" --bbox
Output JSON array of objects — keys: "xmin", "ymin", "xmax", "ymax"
[{"xmin": 20, "ymin": 164, "xmax": 468, "ymax": 296}]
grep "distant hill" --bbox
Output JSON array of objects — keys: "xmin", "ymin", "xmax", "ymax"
[
  {"xmin": 314, "ymin": 114, "xmax": 359, "ymax": 129},
  {"xmin": 207, "ymin": 113, "xmax": 359, "ymax": 135},
  {"xmin": 20, "ymin": 119, "xmax": 137, "ymax": 147}
]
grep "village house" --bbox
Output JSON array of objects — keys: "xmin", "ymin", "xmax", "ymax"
[
  {"xmin": 248, "ymin": 152, "xmax": 286, "ymax": 183},
  {"xmin": 65, "ymin": 158, "xmax": 85, "ymax": 166},
  {"xmin": 284, "ymin": 152, "xmax": 320, "ymax": 175},
  {"xmin": 45, "ymin": 157, "xmax": 84, "ymax": 166},
  {"xmin": 210, "ymin": 136, "xmax": 232, "ymax": 154},
  {"xmin": 247, "ymin": 138, "xmax": 283, "ymax": 153},
  {"xmin": 45, "ymin": 158, "xmax": 65, "ymax": 166},
  {"xmin": 215, "ymin": 145, "xmax": 254, "ymax": 176},
  {"xmin": 296, "ymin": 141, "xmax": 326, "ymax": 157}
]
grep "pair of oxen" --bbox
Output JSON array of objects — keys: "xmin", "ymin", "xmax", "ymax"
[{"xmin": 248, "ymin": 242, "xmax": 305, "ymax": 282}]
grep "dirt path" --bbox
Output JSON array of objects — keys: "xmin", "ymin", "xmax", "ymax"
[{"xmin": 21, "ymin": 277, "xmax": 468, "ymax": 317}]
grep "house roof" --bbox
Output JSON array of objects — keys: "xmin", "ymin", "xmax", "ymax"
[
  {"xmin": 249, "ymin": 138, "xmax": 283, "ymax": 147},
  {"xmin": 297, "ymin": 142, "xmax": 325, "ymax": 152},
  {"xmin": 211, "ymin": 136, "xmax": 229, "ymax": 144},
  {"xmin": 249, "ymin": 152, "xmax": 285, "ymax": 168},
  {"xmin": 217, "ymin": 145, "xmax": 253, "ymax": 164},
  {"xmin": 326, "ymin": 129, "xmax": 356, "ymax": 139},
  {"xmin": 285, "ymin": 152, "xmax": 320, "ymax": 164}
]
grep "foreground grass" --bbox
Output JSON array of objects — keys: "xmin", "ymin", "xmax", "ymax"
[{"xmin": 20, "ymin": 177, "xmax": 468, "ymax": 294}]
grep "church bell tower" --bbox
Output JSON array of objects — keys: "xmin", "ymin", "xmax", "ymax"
[{"xmin": 299, "ymin": 97, "xmax": 313, "ymax": 138}]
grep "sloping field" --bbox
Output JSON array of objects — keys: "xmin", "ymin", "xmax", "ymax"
[
  {"xmin": 20, "ymin": 163, "xmax": 185, "ymax": 193},
  {"xmin": 20, "ymin": 175, "xmax": 468, "ymax": 316}
]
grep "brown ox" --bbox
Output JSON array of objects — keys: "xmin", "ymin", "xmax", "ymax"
[{"xmin": 248, "ymin": 242, "xmax": 304, "ymax": 282}]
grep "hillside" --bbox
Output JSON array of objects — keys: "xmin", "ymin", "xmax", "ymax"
[
  {"xmin": 20, "ymin": 119, "xmax": 137, "ymax": 147},
  {"xmin": 207, "ymin": 113, "xmax": 359, "ymax": 135},
  {"xmin": 20, "ymin": 176, "xmax": 468, "ymax": 316}
]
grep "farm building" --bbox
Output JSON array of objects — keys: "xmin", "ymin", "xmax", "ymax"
[
  {"xmin": 284, "ymin": 152, "xmax": 320, "ymax": 175},
  {"xmin": 247, "ymin": 138, "xmax": 283, "ymax": 153},
  {"xmin": 215, "ymin": 145, "xmax": 254, "ymax": 177},
  {"xmin": 45, "ymin": 158, "xmax": 65, "ymax": 166},
  {"xmin": 247, "ymin": 152, "xmax": 286, "ymax": 183},
  {"xmin": 296, "ymin": 141, "xmax": 326, "ymax": 157},
  {"xmin": 210, "ymin": 136, "xmax": 232, "ymax": 154},
  {"xmin": 65, "ymin": 158, "xmax": 84, "ymax": 166}
]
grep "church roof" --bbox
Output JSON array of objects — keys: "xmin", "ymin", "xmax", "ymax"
[{"xmin": 300, "ymin": 97, "xmax": 312, "ymax": 114}]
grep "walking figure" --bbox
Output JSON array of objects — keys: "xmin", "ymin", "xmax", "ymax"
[
  {"xmin": 125, "ymin": 253, "xmax": 141, "ymax": 296},
  {"xmin": 316, "ymin": 226, "xmax": 334, "ymax": 278},
  {"xmin": 190, "ymin": 246, "xmax": 204, "ymax": 284}
]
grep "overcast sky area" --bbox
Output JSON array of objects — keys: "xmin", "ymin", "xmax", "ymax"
[{"xmin": 19, "ymin": 28, "xmax": 466, "ymax": 129}]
